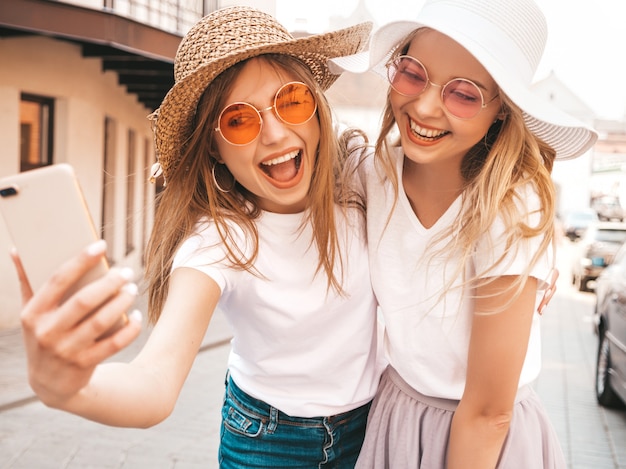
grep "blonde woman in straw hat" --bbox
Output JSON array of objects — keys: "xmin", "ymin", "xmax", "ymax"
[
  {"xmin": 330, "ymin": 0, "xmax": 597, "ymax": 467},
  {"xmin": 13, "ymin": 6, "xmax": 381, "ymax": 467}
]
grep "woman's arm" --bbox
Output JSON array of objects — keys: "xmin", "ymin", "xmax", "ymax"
[
  {"xmin": 447, "ymin": 275, "xmax": 537, "ymax": 469},
  {"xmin": 16, "ymin": 241, "xmax": 220, "ymax": 428}
]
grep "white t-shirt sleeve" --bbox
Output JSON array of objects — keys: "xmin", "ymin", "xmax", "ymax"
[{"xmin": 172, "ymin": 221, "xmax": 232, "ymax": 292}]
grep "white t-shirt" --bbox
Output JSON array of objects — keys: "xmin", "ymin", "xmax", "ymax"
[
  {"xmin": 359, "ymin": 147, "xmax": 553, "ymax": 400},
  {"xmin": 172, "ymin": 207, "xmax": 382, "ymax": 417}
]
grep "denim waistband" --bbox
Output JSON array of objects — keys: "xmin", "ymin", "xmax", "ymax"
[{"xmin": 225, "ymin": 373, "xmax": 371, "ymax": 425}]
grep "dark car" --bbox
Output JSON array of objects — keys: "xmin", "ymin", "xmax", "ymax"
[
  {"xmin": 571, "ymin": 222, "xmax": 626, "ymax": 292},
  {"xmin": 593, "ymin": 241, "xmax": 626, "ymax": 408},
  {"xmin": 562, "ymin": 209, "xmax": 598, "ymax": 241}
]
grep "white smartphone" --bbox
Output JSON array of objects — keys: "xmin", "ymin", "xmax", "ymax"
[{"xmin": 0, "ymin": 164, "xmax": 126, "ymax": 337}]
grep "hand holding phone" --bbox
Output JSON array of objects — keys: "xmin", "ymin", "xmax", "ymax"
[
  {"xmin": 11, "ymin": 239, "xmax": 142, "ymax": 408},
  {"xmin": 0, "ymin": 164, "xmax": 127, "ymax": 338}
]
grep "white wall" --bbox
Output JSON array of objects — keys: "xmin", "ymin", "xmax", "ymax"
[{"xmin": 0, "ymin": 36, "xmax": 156, "ymax": 329}]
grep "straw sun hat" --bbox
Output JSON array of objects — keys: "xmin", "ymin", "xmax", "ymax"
[
  {"xmin": 330, "ymin": 0, "xmax": 598, "ymax": 160},
  {"xmin": 150, "ymin": 6, "xmax": 372, "ymax": 182}
]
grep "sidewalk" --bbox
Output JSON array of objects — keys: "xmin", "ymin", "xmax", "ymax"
[
  {"xmin": 534, "ymin": 273, "xmax": 626, "ymax": 468},
  {"xmin": 0, "ymin": 304, "xmax": 233, "ymax": 469},
  {"xmin": 0, "ymin": 292, "xmax": 233, "ymax": 412}
]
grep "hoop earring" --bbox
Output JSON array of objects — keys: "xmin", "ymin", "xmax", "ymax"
[{"xmin": 212, "ymin": 164, "xmax": 235, "ymax": 193}]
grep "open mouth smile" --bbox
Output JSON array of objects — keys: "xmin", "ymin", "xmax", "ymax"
[
  {"xmin": 409, "ymin": 118, "xmax": 450, "ymax": 141},
  {"xmin": 259, "ymin": 149, "xmax": 303, "ymax": 186}
]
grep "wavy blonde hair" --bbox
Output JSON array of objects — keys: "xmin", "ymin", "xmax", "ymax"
[
  {"xmin": 375, "ymin": 32, "xmax": 556, "ymax": 305},
  {"xmin": 144, "ymin": 55, "xmax": 356, "ymax": 322}
]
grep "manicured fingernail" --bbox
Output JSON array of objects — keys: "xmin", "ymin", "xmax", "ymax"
[
  {"xmin": 538, "ymin": 305, "xmax": 546, "ymax": 315},
  {"xmin": 121, "ymin": 282, "xmax": 138, "ymax": 296},
  {"xmin": 116, "ymin": 267, "xmax": 134, "ymax": 282},
  {"xmin": 129, "ymin": 309, "xmax": 142, "ymax": 324},
  {"xmin": 86, "ymin": 240, "xmax": 107, "ymax": 256}
]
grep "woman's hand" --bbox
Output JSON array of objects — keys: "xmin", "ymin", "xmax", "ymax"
[
  {"xmin": 537, "ymin": 268, "xmax": 559, "ymax": 315},
  {"xmin": 12, "ymin": 240, "xmax": 142, "ymax": 408}
]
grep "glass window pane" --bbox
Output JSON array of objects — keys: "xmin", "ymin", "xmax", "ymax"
[{"xmin": 20, "ymin": 95, "xmax": 54, "ymax": 172}]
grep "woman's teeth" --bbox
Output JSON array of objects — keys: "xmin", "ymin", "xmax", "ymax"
[
  {"xmin": 261, "ymin": 150, "xmax": 300, "ymax": 167},
  {"xmin": 259, "ymin": 150, "xmax": 302, "ymax": 182},
  {"xmin": 409, "ymin": 120, "xmax": 448, "ymax": 139}
]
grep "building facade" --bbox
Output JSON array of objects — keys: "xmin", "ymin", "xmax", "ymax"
[
  {"xmin": 0, "ymin": 0, "xmax": 200, "ymax": 327},
  {"xmin": 0, "ymin": 0, "xmax": 284, "ymax": 329}
]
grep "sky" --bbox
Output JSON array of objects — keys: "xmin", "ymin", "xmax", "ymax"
[{"xmin": 275, "ymin": 0, "xmax": 626, "ymax": 120}]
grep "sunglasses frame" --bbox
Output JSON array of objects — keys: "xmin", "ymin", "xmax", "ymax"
[
  {"xmin": 387, "ymin": 55, "xmax": 499, "ymax": 119},
  {"xmin": 214, "ymin": 81, "xmax": 318, "ymax": 146}
]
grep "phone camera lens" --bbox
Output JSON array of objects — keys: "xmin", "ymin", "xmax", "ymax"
[{"xmin": 0, "ymin": 186, "xmax": 18, "ymax": 197}]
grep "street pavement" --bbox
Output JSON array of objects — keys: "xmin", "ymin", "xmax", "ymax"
[
  {"xmin": 0, "ymin": 298, "xmax": 233, "ymax": 469},
  {"xmin": 1, "ymin": 249, "xmax": 626, "ymax": 468},
  {"xmin": 534, "ymin": 284, "xmax": 626, "ymax": 468}
]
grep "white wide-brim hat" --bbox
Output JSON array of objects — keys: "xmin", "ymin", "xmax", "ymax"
[{"xmin": 330, "ymin": 0, "xmax": 597, "ymax": 160}]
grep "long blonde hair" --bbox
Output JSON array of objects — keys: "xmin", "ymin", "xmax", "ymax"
[
  {"xmin": 375, "ymin": 33, "xmax": 556, "ymax": 303},
  {"xmin": 145, "ymin": 54, "xmax": 352, "ymax": 322}
]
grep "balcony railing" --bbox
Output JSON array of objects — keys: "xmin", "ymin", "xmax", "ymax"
[{"xmin": 59, "ymin": 0, "xmax": 218, "ymax": 35}]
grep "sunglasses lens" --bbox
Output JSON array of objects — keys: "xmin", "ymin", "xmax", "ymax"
[
  {"xmin": 388, "ymin": 56, "xmax": 488, "ymax": 119},
  {"xmin": 275, "ymin": 82, "xmax": 317, "ymax": 125},
  {"xmin": 217, "ymin": 83, "xmax": 316, "ymax": 145},
  {"xmin": 388, "ymin": 56, "xmax": 428, "ymax": 96},
  {"xmin": 442, "ymin": 79, "xmax": 484, "ymax": 119},
  {"xmin": 218, "ymin": 103, "xmax": 261, "ymax": 145}
]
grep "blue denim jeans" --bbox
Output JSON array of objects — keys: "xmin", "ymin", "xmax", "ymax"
[{"xmin": 218, "ymin": 375, "xmax": 371, "ymax": 468}]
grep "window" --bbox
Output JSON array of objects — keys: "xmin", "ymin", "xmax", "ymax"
[
  {"xmin": 20, "ymin": 94, "xmax": 54, "ymax": 171},
  {"xmin": 141, "ymin": 137, "xmax": 151, "ymax": 265},
  {"xmin": 126, "ymin": 129, "xmax": 136, "ymax": 255},
  {"xmin": 102, "ymin": 117, "xmax": 117, "ymax": 263}
]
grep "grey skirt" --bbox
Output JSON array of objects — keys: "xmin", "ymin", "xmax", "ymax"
[{"xmin": 356, "ymin": 366, "xmax": 566, "ymax": 469}]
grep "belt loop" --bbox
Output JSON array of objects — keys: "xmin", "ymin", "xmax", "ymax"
[{"xmin": 267, "ymin": 406, "xmax": 278, "ymax": 434}]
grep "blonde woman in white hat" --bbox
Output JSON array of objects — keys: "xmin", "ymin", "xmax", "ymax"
[
  {"xmin": 331, "ymin": 0, "xmax": 597, "ymax": 467},
  {"xmin": 13, "ymin": 7, "xmax": 382, "ymax": 467}
]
